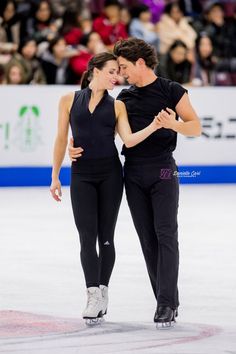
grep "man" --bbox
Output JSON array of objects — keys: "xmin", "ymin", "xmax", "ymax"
[{"xmin": 68, "ymin": 38, "xmax": 201, "ymax": 327}]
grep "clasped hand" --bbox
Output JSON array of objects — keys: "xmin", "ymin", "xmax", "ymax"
[{"xmin": 153, "ymin": 107, "xmax": 177, "ymax": 130}]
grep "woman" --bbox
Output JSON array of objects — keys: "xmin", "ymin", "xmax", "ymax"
[
  {"xmin": 15, "ymin": 37, "xmax": 46, "ymax": 84},
  {"xmin": 0, "ymin": 0, "xmax": 20, "ymax": 64},
  {"xmin": 4, "ymin": 59, "xmax": 27, "ymax": 84},
  {"xmin": 156, "ymin": 40, "xmax": 192, "ymax": 84},
  {"xmin": 40, "ymin": 36, "xmax": 74, "ymax": 84},
  {"xmin": 50, "ymin": 52, "xmax": 160, "ymax": 324},
  {"xmin": 191, "ymin": 33, "xmax": 217, "ymax": 86}
]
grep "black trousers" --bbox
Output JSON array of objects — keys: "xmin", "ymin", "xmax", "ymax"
[
  {"xmin": 70, "ymin": 156, "xmax": 123, "ymax": 288},
  {"xmin": 124, "ymin": 154, "xmax": 179, "ymax": 309}
]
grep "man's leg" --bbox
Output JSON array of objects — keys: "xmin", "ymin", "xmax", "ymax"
[
  {"xmin": 124, "ymin": 165, "xmax": 159, "ymax": 299},
  {"xmin": 151, "ymin": 161, "xmax": 179, "ymax": 310}
]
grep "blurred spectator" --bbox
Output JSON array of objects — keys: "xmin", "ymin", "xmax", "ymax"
[
  {"xmin": 13, "ymin": 37, "xmax": 46, "ymax": 84},
  {"xmin": 120, "ymin": 5, "xmax": 131, "ymax": 32},
  {"xmin": 39, "ymin": 36, "xmax": 75, "ymax": 84},
  {"xmin": 0, "ymin": 0, "xmax": 20, "ymax": 63},
  {"xmin": 178, "ymin": 0, "xmax": 203, "ymax": 18},
  {"xmin": 156, "ymin": 1, "xmax": 197, "ymax": 55},
  {"xmin": 156, "ymin": 40, "xmax": 192, "ymax": 84},
  {"xmin": 61, "ymin": 9, "xmax": 83, "ymax": 45},
  {"xmin": 21, "ymin": 0, "xmax": 61, "ymax": 44},
  {"xmin": 191, "ymin": 33, "xmax": 217, "ymax": 86},
  {"xmin": 141, "ymin": 0, "xmax": 165, "ymax": 23},
  {"xmin": 79, "ymin": 16, "xmax": 93, "ymax": 34},
  {"xmin": 93, "ymin": 0, "xmax": 128, "ymax": 50},
  {"xmin": 3, "ymin": 59, "xmax": 27, "ymax": 84},
  {"xmin": 203, "ymin": 2, "xmax": 236, "ymax": 61},
  {"xmin": 192, "ymin": 33, "xmax": 217, "ymax": 86},
  {"xmin": 191, "ymin": 1, "xmax": 236, "ymax": 85},
  {"xmin": 50, "ymin": 0, "xmax": 84, "ymax": 18},
  {"xmin": 69, "ymin": 31, "xmax": 107, "ymax": 82},
  {"xmin": 129, "ymin": 4, "xmax": 159, "ymax": 50}
]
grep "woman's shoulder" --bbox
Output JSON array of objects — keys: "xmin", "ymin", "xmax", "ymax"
[{"xmin": 59, "ymin": 91, "xmax": 75, "ymax": 111}]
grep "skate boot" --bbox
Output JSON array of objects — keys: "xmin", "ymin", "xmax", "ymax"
[
  {"xmin": 82, "ymin": 287, "xmax": 103, "ymax": 326},
  {"xmin": 100, "ymin": 285, "xmax": 108, "ymax": 316},
  {"xmin": 154, "ymin": 306, "xmax": 177, "ymax": 329}
]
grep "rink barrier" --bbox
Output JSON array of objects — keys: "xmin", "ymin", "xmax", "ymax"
[
  {"xmin": 0, "ymin": 165, "xmax": 236, "ymax": 186},
  {"xmin": 1, "ymin": 85, "xmax": 236, "ymax": 185}
]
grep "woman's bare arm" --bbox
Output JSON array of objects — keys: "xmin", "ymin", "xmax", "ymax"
[
  {"xmin": 115, "ymin": 100, "xmax": 161, "ymax": 148},
  {"xmin": 50, "ymin": 92, "xmax": 74, "ymax": 201}
]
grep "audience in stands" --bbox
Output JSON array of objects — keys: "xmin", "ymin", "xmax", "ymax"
[{"xmin": 0, "ymin": 0, "xmax": 236, "ymax": 86}]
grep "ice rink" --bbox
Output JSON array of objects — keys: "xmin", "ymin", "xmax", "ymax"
[{"xmin": 0, "ymin": 185, "xmax": 236, "ymax": 353}]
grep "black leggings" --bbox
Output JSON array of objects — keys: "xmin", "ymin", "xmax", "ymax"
[{"xmin": 70, "ymin": 156, "xmax": 123, "ymax": 288}]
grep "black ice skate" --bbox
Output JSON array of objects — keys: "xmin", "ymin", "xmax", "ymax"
[{"xmin": 154, "ymin": 306, "xmax": 177, "ymax": 329}]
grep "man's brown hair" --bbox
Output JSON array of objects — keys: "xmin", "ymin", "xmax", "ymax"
[{"xmin": 113, "ymin": 38, "xmax": 158, "ymax": 69}]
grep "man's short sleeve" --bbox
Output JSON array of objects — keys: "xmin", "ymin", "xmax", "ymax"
[
  {"xmin": 116, "ymin": 88, "xmax": 128, "ymax": 101},
  {"xmin": 170, "ymin": 81, "xmax": 188, "ymax": 108}
]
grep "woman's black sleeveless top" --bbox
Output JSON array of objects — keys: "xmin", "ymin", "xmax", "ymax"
[{"xmin": 69, "ymin": 87, "xmax": 118, "ymax": 160}]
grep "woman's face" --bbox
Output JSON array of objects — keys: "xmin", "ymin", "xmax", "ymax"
[
  {"xmin": 36, "ymin": 1, "xmax": 51, "ymax": 22},
  {"xmin": 96, "ymin": 60, "xmax": 119, "ymax": 90},
  {"xmin": 52, "ymin": 39, "xmax": 66, "ymax": 58},
  {"xmin": 87, "ymin": 33, "xmax": 104, "ymax": 52},
  {"xmin": 207, "ymin": 5, "xmax": 224, "ymax": 25},
  {"xmin": 170, "ymin": 45, "xmax": 187, "ymax": 64},
  {"xmin": 140, "ymin": 10, "xmax": 151, "ymax": 23},
  {"xmin": 22, "ymin": 40, "xmax": 37, "ymax": 59},
  {"xmin": 198, "ymin": 37, "xmax": 213, "ymax": 58},
  {"xmin": 8, "ymin": 65, "xmax": 23, "ymax": 84},
  {"xmin": 3, "ymin": 1, "xmax": 15, "ymax": 21}
]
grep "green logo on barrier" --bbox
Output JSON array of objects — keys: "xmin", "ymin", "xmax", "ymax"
[{"xmin": 16, "ymin": 105, "xmax": 42, "ymax": 151}]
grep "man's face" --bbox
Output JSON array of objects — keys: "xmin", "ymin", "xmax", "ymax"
[{"xmin": 117, "ymin": 56, "xmax": 139, "ymax": 85}]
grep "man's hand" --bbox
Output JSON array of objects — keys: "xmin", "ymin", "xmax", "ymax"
[
  {"xmin": 68, "ymin": 137, "xmax": 83, "ymax": 161},
  {"xmin": 155, "ymin": 108, "xmax": 177, "ymax": 130}
]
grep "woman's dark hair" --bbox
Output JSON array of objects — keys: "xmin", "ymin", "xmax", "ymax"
[
  {"xmin": 81, "ymin": 52, "xmax": 117, "ymax": 89},
  {"xmin": 130, "ymin": 4, "xmax": 150, "ymax": 19},
  {"xmin": 169, "ymin": 40, "xmax": 187, "ymax": 52},
  {"xmin": 104, "ymin": 0, "xmax": 122, "ymax": 9},
  {"xmin": 18, "ymin": 36, "xmax": 36, "ymax": 54},
  {"xmin": 0, "ymin": 0, "xmax": 17, "ymax": 20},
  {"xmin": 164, "ymin": 1, "xmax": 185, "ymax": 15},
  {"xmin": 113, "ymin": 38, "xmax": 158, "ymax": 69},
  {"xmin": 61, "ymin": 9, "xmax": 81, "ymax": 35},
  {"xmin": 31, "ymin": 0, "xmax": 53, "ymax": 22},
  {"xmin": 48, "ymin": 36, "xmax": 64, "ymax": 53},
  {"xmin": 80, "ymin": 31, "xmax": 94, "ymax": 47}
]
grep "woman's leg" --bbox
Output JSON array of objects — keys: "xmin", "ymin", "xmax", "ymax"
[
  {"xmin": 70, "ymin": 174, "xmax": 100, "ymax": 288},
  {"xmin": 97, "ymin": 160, "xmax": 123, "ymax": 286}
]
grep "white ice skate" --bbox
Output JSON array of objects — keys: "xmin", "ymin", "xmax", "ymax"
[
  {"xmin": 82, "ymin": 287, "xmax": 103, "ymax": 326},
  {"xmin": 100, "ymin": 285, "xmax": 108, "ymax": 316}
]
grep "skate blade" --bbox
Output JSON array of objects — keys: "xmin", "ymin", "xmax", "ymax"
[
  {"xmin": 156, "ymin": 320, "xmax": 176, "ymax": 330},
  {"xmin": 85, "ymin": 317, "xmax": 104, "ymax": 327}
]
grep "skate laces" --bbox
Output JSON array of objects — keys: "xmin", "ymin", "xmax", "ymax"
[{"xmin": 87, "ymin": 289, "xmax": 100, "ymax": 309}]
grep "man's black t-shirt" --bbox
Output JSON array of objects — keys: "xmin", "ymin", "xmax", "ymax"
[{"xmin": 116, "ymin": 77, "xmax": 187, "ymax": 158}]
